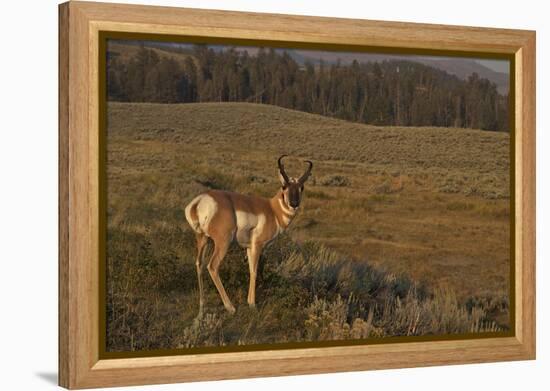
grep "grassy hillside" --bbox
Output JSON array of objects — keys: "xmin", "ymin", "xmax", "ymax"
[
  {"xmin": 108, "ymin": 102, "xmax": 509, "ymax": 194},
  {"xmin": 106, "ymin": 102, "xmax": 510, "ymax": 351},
  {"xmin": 107, "ymin": 42, "xmax": 509, "ymax": 131}
]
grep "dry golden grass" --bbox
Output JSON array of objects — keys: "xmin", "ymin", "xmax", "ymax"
[
  {"xmin": 106, "ymin": 102, "xmax": 510, "ymax": 351},
  {"xmin": 108, "ymin": 102, "xmax": 510, "ymax": 297}
]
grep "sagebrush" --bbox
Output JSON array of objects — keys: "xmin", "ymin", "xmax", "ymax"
[{"xmin": 106, "ymin": 102, "xmax": 510, "ymax": 351}]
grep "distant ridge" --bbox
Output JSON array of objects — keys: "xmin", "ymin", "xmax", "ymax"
[
  {"xmin": 107, "ymin": 41, "xmax": 509, "ymax": 131},
  {"xmin": 108, "ymin": 40, "xmax": 509, "ymax": 94},
  {"xmin": 290, "ymin": 50, "xmax": 509, "ymax": 94}
]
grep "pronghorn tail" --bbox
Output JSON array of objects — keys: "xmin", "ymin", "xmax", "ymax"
[
  {"xmin": 184, "ymin": 193, "xmax": 219, "ymax": 235},
  {"xmin": 184, "ymin": 195, "xmax": 203, "ymax": 233}
]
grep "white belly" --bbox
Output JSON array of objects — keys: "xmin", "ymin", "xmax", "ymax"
[{"xmin": 235, "ymin": 211, "xmax": 266, "ymax": 247}]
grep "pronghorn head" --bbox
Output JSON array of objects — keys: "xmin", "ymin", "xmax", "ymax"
[{"xmin": 277, "ymin": 155, "xmax": 313, "ymax": 210}]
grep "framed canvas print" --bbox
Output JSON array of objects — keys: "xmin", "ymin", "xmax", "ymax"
[{"xmin": 58, "ymin": 1, "xmax": 536, "ymax": 389}]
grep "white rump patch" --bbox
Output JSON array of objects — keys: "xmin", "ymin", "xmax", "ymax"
[
  {"xmin": 184, "ymin": 194, "xmax": 218, "ymax": 234},
  {"xmin": 196, "ymin": 194, "xmax": 218, "ymax": 233}
]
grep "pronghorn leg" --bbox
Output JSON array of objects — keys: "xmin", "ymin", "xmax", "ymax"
[
  {"xmin": 247, "ymin": 243, "xmax": 263, "ymax": 307},
  {"xmin": 207, "ymin": 238, "xmax": 236, "ymax": 314},
  {"xmin": 194, "ymin": 233, "xmax": 209, "ymax": 319}
]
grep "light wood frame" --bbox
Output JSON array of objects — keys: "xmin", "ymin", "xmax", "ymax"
[{"xmin": 59, "ymin": 1, "xmax": 536, "ymax": 388}]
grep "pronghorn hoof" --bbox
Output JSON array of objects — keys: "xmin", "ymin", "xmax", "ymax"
[{"xmin": 225, "ymin": 306, "xmax": 236, "ymax": 314}]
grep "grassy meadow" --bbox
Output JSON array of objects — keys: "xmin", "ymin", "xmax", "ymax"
[{"xmin": 106, "ymin": 101, "xmax": 510, "ymax": 352}]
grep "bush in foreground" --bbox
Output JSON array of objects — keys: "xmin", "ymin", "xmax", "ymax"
[{"xmin": 106, "ymin": 225, "xmax": 507, "ymax": 351}]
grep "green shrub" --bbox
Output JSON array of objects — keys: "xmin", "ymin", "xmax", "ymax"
[{"xmin": 107, "ymin": 231, "xmax": 507, "ymax": 350}]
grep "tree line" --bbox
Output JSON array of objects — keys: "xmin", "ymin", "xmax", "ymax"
[{"xmin": 107, "ymin": 44, "xmax": 509, "ymax": 131}]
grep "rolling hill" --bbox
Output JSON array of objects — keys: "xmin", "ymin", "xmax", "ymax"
[
  {"xmin": 105, "ymin": 101, "xmax": 511, "ymax": 350},
  {"xmin": 107, "ymin": 101, "xmax": 510, "ymax": 299}
]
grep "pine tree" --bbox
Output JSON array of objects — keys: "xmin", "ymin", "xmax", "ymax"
[{"xmin": 107, "ymin": 44, "xmax": 509, "ymax": 131}]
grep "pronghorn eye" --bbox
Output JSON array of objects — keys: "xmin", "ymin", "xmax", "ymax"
[
  {"xmin": 300, "ymin": 185, "xmax": 304, "ymax": 192},
  {"xmin": 282, "ymin": 185, "xmax": 287, "ymax": 191}
]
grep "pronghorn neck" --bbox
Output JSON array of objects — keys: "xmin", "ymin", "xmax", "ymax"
[{"xmin": 270, "ymin": 190, "xmax": 298, "ymax": 231}]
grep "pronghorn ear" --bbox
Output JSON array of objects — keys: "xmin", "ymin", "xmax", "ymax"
[{"xmin": 278, "ymin": 172, "xmax": 287, "ymax": 186}]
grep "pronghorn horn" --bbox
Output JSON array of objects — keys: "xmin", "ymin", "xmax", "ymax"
[
  {"xmin": 278, "ymin": 155, "xmax": 290, "ymax": 184},
  {"xmin": 298, "ymin": 160, "xmax": 313, "ymax": 184}
]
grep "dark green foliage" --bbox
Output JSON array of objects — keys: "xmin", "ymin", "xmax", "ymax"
[{"xmin": 107, "ymin": 43, "xmax": 509, "ymax": 131}]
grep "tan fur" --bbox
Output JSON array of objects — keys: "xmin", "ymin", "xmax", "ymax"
[
  {"xmin": 185, "ymin": 156, "xmax": 311, "ymax": 316},
  {"xmin": 184, "ymin": 188, "xmax": 301, "ymax": 315}
]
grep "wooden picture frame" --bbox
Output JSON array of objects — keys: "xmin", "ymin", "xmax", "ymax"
[{"xmin": 59, "ymin": 1, "xmax": 536, "ymax": 388}]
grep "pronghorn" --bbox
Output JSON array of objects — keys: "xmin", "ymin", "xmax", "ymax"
[{"xmin": 184, "ymin": 155, "xmax": 312, "ymax": 316}]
